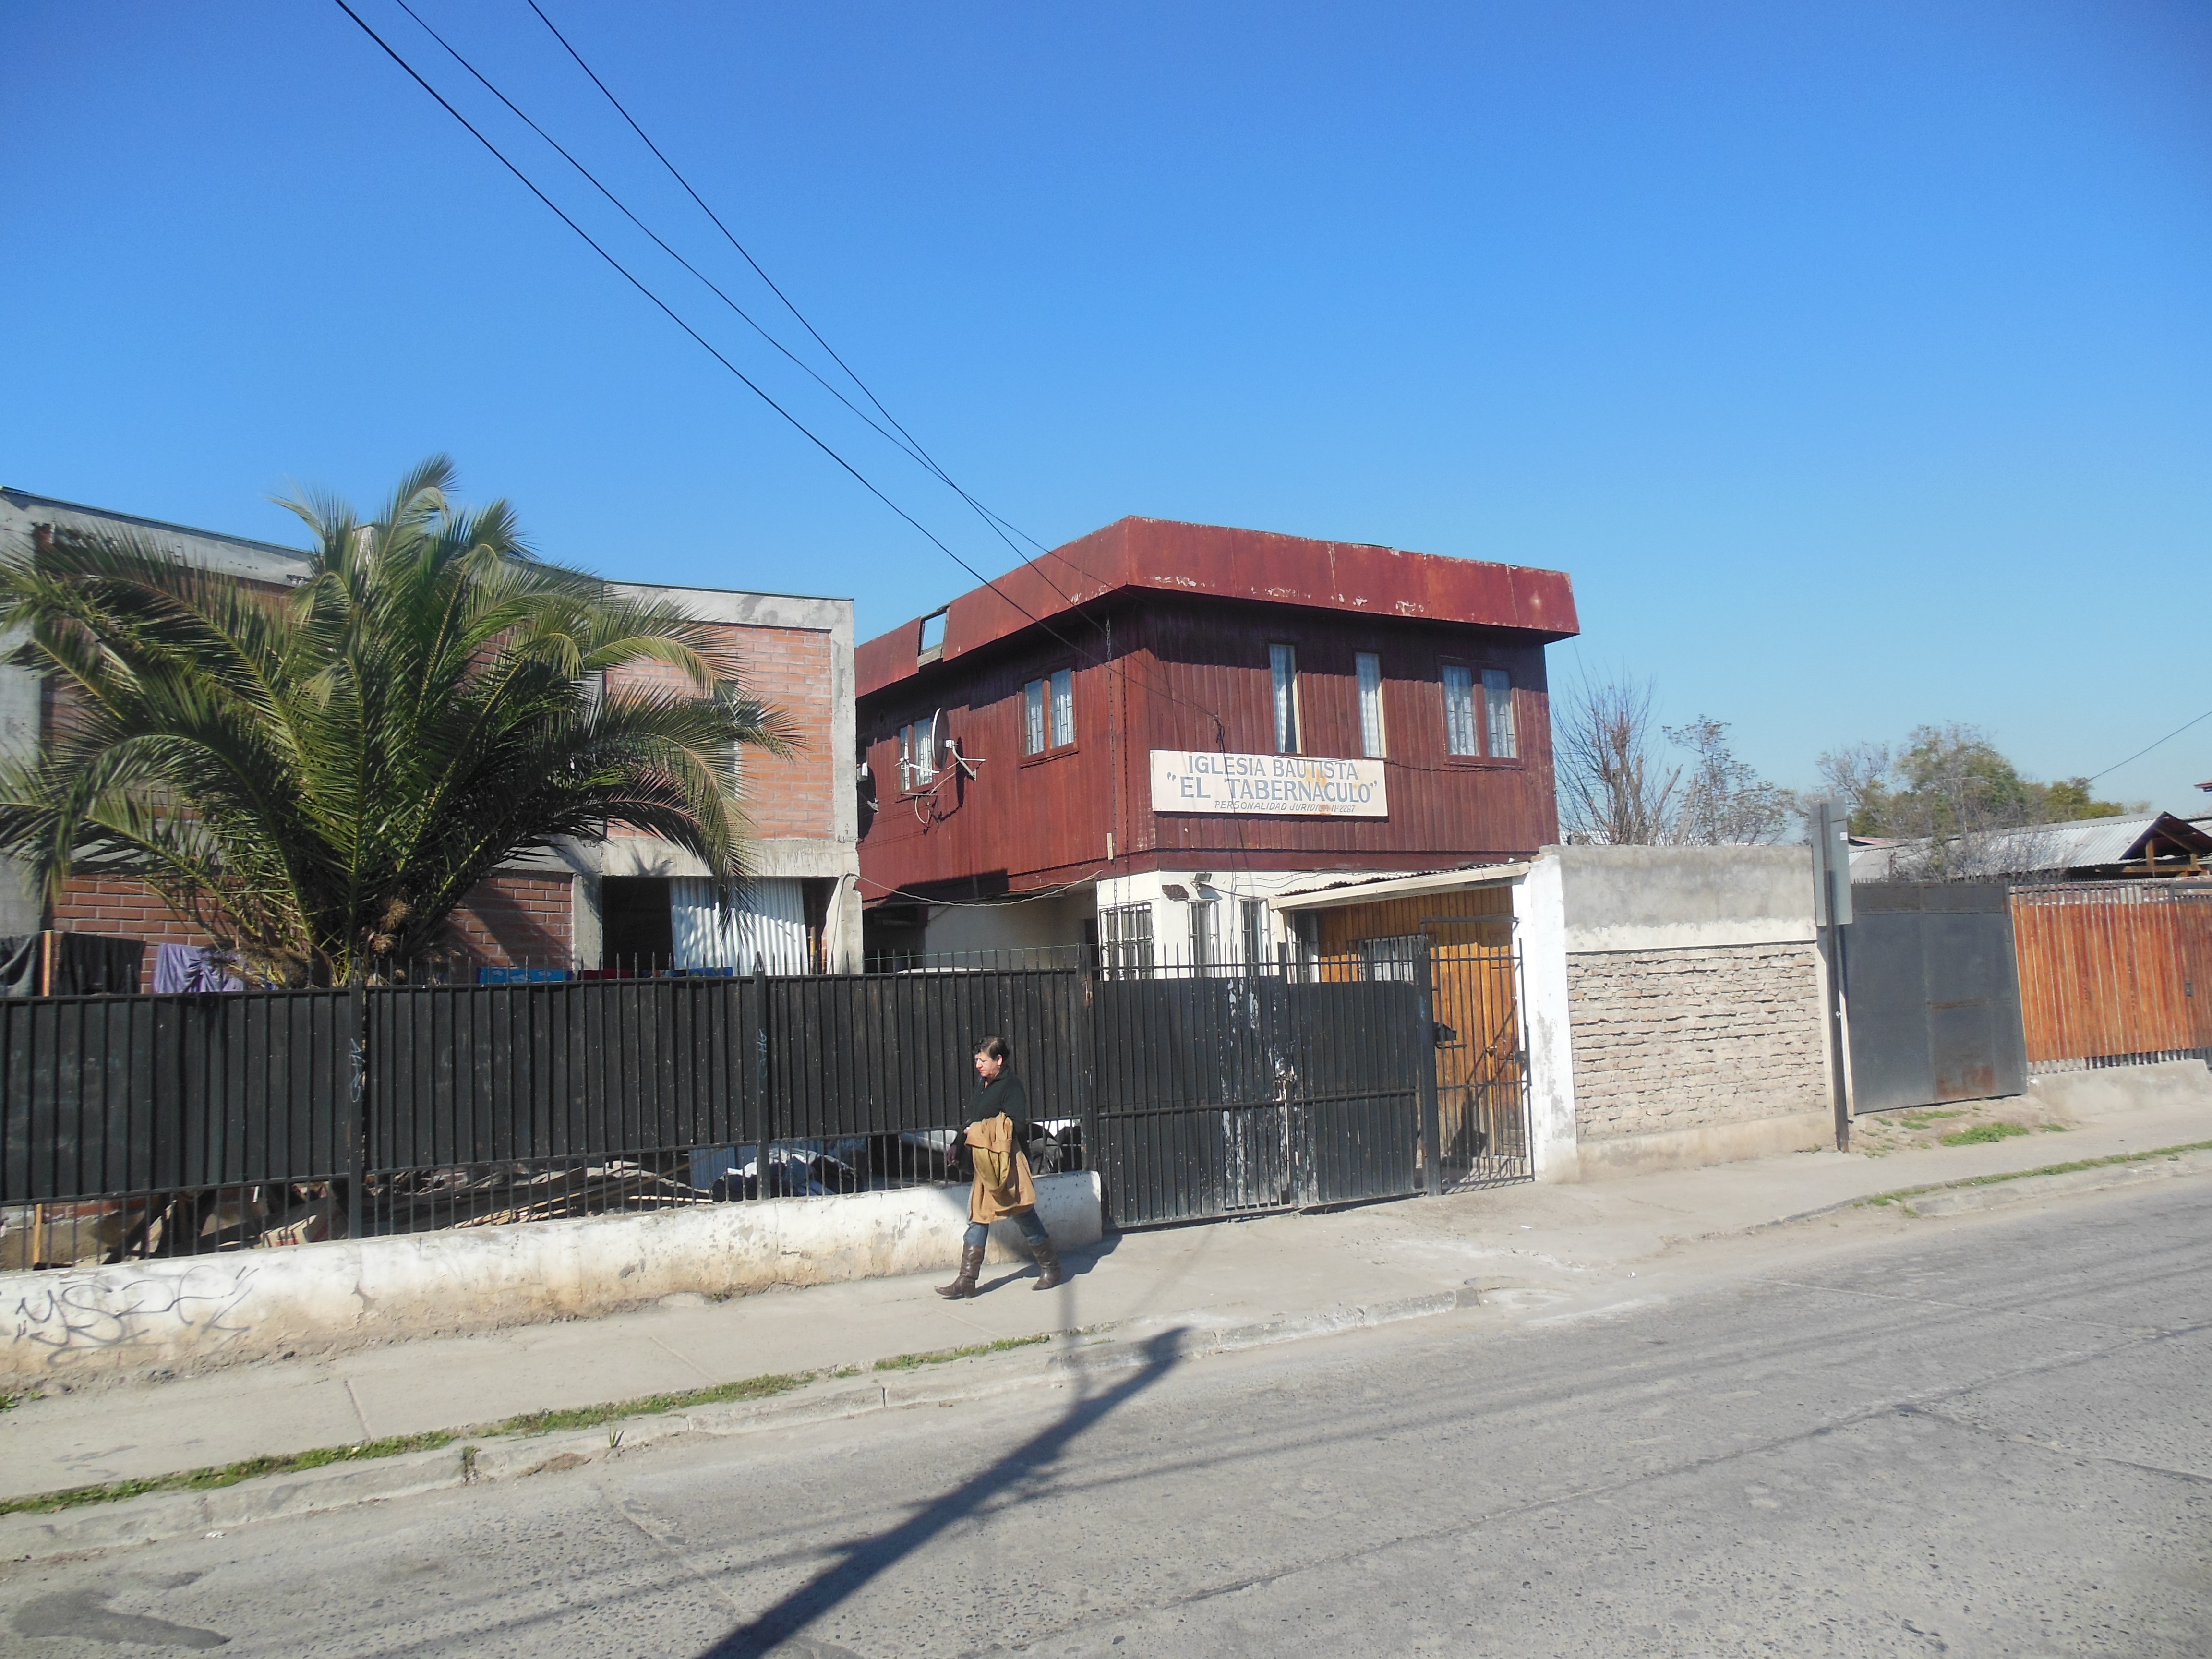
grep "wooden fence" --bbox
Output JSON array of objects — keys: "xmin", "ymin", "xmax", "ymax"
[{"xmin": 2009, "ymin": 881, "xmax": 2212, "ymax": 1070}]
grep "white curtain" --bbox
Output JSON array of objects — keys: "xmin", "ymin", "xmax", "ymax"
[{"xmin": 670, "ymin": 878, "xmax": 810, "ymax": 974}]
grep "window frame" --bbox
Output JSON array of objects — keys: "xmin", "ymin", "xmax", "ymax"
[
  {"xmin": 1440, "ymin": 659, "xmax": 1522, "ymax": 767},
  {"xmin": 1481, "ymin": 667, "xmax": 1517, "ymax": 760},
  {"xmin": 899, "ymin": 712, "xmax": 938, "ymax": 791},
  {"xmin": 1020, "ymin": 665, "xmax": 1079, "ymax": 764},
  {"xmin": 1190, "ymin": 896, "xmax": 1221, "ymax": 972},
  {"xmin": 1100, "ymin": 902, "xmax": 1155, "ymax": 980},
  {"xmin": 1440, "ymin": 662, "xmax": 1479, "ymax": 758},
  {"xmin": 1355, "ymin": 651, "xmax": 1387, "ymax": 759},
  {"xmin": 1269, "ymin": 643, "xmax": 1302, "ymax": 756},
  {"xmin": 1238, "ymin": 898, "xmax": 1273, "ymax": 975}
]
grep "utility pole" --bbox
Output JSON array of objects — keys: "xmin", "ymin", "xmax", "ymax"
[{"xmin": 1811, "ymin": 798, "xmax": 1854, "ymax": 1151}]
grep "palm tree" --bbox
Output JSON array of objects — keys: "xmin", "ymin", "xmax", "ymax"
[{"xmin": 0, "ymin": 457, "xmax": 794, "ymax": 984}]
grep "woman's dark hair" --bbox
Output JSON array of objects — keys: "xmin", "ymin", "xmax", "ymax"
[{"xmin": 974, "ymin": 1035, "xmax": 1010, "ymax": 1062}]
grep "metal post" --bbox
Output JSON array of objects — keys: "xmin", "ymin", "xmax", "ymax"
[
  {"xmin": 1813, "ymin": 800, "xmax": 1854, "ymax": 1153},
  {"xmin": 1416, "ymin": 935, "xmax": 1442, "ymax": 1196}
]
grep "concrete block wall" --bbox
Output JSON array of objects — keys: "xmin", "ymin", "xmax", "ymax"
[
  {"xmin": 1566, "ymin": 940, "xmax": 1827, "ymax": 1142},
  {"xmin": 1517, "ymin": 844, "xmax": 1836, "ymax": 1181}
]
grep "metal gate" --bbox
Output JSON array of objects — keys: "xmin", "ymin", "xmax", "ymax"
[
  {"xmin": 1844, "ymin": 882, "xmax": 2026, "ymax": 1111},
  {"xmin": 1424, "ymin": 940, "xmax": 1532, "ymax": 1186},
  {"xmin": 1089, "ymin": 966, "xmax": 1425, "ymax": 1227}
]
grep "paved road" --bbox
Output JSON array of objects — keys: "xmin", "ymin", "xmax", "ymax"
[{"xmin": 5, "ymin": 1180, "xmax": 2208, "ymax": 1657}]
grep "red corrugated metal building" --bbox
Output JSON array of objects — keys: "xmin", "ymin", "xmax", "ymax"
[{"xmin": 856, "ymin": 517, "xmax": 1578, "ymax": 962}]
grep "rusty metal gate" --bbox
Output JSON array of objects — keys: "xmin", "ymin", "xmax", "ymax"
[
  {"xmin": 1423, "ymin": 940, "xmax": 1532, "ymax": 1187},
  {"xmin": 1844, "ymin": 882, "xmax": 2026, "ymax": 1111},
  {"xmin": 1088, "ymin": 961, "xmax": 1425, "ymax": 1227}
]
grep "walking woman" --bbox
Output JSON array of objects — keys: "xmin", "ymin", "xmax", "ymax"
[{"xmin": 937, "ymin": 1035, "xmax": 1064, "ymax": 1298}]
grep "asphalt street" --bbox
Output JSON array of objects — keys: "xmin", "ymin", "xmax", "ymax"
[{"xmin": 4, "ymin": 1178, "xmax": 2207, "ymax": 1658}]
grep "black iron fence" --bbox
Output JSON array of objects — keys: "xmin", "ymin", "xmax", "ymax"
[{"xmin": 2, "ymin": 948, "xmax": 1453, "ymax": 1269}]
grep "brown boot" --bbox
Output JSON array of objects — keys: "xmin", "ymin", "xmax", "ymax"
[
  {"xmin": 936, "ymin": 1242, "xmax": 985, "ymax": 1299},
  {"xmin": 1031, "ymin": 1236, "xmax": 1064, "ymax": 1291}
]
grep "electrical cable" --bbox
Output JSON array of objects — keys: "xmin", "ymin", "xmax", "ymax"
[
  {"xmin": 516, "ymin": 0, "xmax": 1255, "ymax": 753},
  {"xmin": 520, "ymin": 0, "xmax": 1270, "ymax": 904},
  {"xmin": 2085, "ymin": 707, "xmax": 2212, "ymax": 785},
  {"xmin": 329, "ymin": 0, "xmax": 1117, "ymax": 697},
  {"xmin": 345, "ymin": 0, "xmax": 1288, "ymax": 907}
]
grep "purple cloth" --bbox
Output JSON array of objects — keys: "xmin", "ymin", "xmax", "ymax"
[{"xmin": 153, "ymin": 944, "xmax": 241, "ymax": 994}]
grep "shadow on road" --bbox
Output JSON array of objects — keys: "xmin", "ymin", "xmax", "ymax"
[{"xmin": 697, "ymin": 1325, "xmax": 1189, "ymax": 1659}]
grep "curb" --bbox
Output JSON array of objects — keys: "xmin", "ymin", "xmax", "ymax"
[
  {"xmin": 1893, "ymin": 1147, "xmax": 2212, "ymax": 1218},
  {"xmin": 1738, "ymin": 1142, "xmax": 2212, "ymax": 1233},
  {"xmin": 0, "ymin": 1286, "xmax": 1479, "ymax": 1563}
]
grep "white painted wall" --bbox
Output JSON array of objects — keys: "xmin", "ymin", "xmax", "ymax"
[
  {"xmin": 1513, "ymin": 856, "xmax": 1581, "ymax": 1182},
  {"xmin": 1, "ymin": 1173, "xmax": 1103, "ymax": 1386}
]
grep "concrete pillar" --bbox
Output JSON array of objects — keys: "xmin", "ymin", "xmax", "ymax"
[{"xmin": 1514, "ymin": 853, "xmax": 1581, "ymax": 1182}]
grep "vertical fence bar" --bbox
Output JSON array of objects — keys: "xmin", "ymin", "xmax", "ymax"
[
  {"xmin": 347, "ymin": 979, "xmax": 368, "ymax": 1239},
  {"xmin": 1416, "ymin": 936, "xmax": 1441, "ymax": 1198}
]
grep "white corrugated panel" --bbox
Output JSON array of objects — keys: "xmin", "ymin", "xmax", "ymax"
[{"xmin": 670, "ymin": 878, "xmax": 810, "ymax": 974}]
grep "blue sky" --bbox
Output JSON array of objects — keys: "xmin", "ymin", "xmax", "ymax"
[{"xmin": 5, "ymin": 2, "xmax": 2209, "ymax": 805}]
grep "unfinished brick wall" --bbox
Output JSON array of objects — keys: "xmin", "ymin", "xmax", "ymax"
[
  {"xmin": 1566, "ymin": 942, "xmax": 1826, "ymax": 1141},
  {"xmin": 48, "ymin": 872, "xmax": 572, "ymax": 986},
  {"xmin": 50, "ymin": 878, "xmax": 209, "ymax": 990},
  {"xmin": 606, "ymin": 621, "xmax": 835, "ymax": 841},
  {"xmin": 443, "ymin": 873, "xmax": 573, "ymax": 967}
]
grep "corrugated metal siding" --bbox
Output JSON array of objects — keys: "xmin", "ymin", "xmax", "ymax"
[
  {"xmin": 857, "ymin": 595, "xmax": 1561, "ymax": 897},
  {"xmin": 1133, "ymin": 602, "xmax": 1555, "ymax": 868},
  {"xmin": 2010, "ymin": 882, "xmax": 2212, "ymax": 1068}
]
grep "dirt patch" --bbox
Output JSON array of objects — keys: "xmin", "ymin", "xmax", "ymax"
[{"xmin": 1852, "ymin": 1094, "xmax": 2076, "ymax": 1157}]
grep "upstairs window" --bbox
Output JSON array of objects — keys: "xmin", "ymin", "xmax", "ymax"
[
  {"xmin": 917, "ymin": 609, "xmax": 948, "ymax": 663},
  {"xmin": 1270, "ymin": 644, "xmax": 1301, "ymax": 754},
  {"xmin": 1442, "ymin": 665, "xmax": 1479, "ymax": 756},
  {"xmin": 1024, "ymin": 669, "xmax": 1075, "ymax": 756},
  {"xmin": 900, "ymin": 713, "xmax": 937, "ymax": 788},
  {"xmin": 1356, "ymin": 652, "xmax": 1386, "ymax": 759},
  {"xmin": 1483, "ymin": 669, "xmax": 1516, "ymax": 758}
]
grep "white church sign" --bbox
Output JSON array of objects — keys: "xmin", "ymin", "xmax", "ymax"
[{"xmin": 1149, "ymin": 749, "xmax": 1388, "ymax": 818}]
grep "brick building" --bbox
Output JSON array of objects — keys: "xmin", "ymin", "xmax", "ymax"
[
  {"xmin": 0, "ymin": 488, "xmax": 858, "ymax": 984},
  {"xmin": 855, "ymin": 516, "xmax": 1579, "ymax": 963}
]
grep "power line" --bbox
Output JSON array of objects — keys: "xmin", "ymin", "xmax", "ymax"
[
  {"xmin": 341, "ymin": 0, "xmax": 1262, "ymax": 890},
  {"xmin": 2086, "ymin": 707, "xmax": 2212, "ymax": 785},
  {"xmin": 327, "ymin": 0, "xmax": 1104, "ymax": 680},
  {"xmin": 515, "ymin": 0, "xmax": 1248, "ymax": 737},
  {"xmin": 524, "ymin": 0, "xmax": 942, "ymax": 481},
  {"xmin": 388, "ymin": 0, "xmax": 943, "ymax": 482}
]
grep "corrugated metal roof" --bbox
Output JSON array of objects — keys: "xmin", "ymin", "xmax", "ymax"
[{"xmin": 1849, "ymin": 811, "xmax": 2212, "ymax": 880}]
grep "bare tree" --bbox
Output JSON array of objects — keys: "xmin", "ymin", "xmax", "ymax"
[
  {"xmin": 1820, "ymin": 723, "xmax": 2074, "ymax": 881},
  {"xmin": 1554, "ymin": 674, "xmax": 1680, "ymax": 845},
  {"xmin": 1668, "ymin": 716, "xmax": 1795, "ymax": 845}
]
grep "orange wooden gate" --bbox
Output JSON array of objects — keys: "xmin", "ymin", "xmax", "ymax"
[{"xmin": 2009, "ymin": 882, "xmax": 2212, "ymax": 1068}]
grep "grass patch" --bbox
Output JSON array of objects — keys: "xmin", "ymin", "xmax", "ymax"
[
  {"xmin": 1940, "ymin": 1121, "xmax": 2031, "ymax": 1146},
  {"xmin": 1898, "ymin": 1108, "xmax": 1969, "ymax": 1127},
  {"xmin": 874, "ymin": 1334, "xmax": 1051, "ymax": 1371},
  {"xmin": 492, "ymin": 1372, "xmax": 807, "ymax": 1437},
  {"xmin": 0, "ymin": 1430, "xmax": 461, "ymax": 1516},
  {"xmin": 0, "ymin": 1369, "xmax": 812, "ymax": 1518},
  {"xmin": 1859, "ymin": 1139, "xmax": 2212, "ymax": 1213}
]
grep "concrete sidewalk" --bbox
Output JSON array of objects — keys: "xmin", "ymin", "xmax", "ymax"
[{"xmin": 5, "ymin": 1081, "xmax": 2209, "ymax": 1509}]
